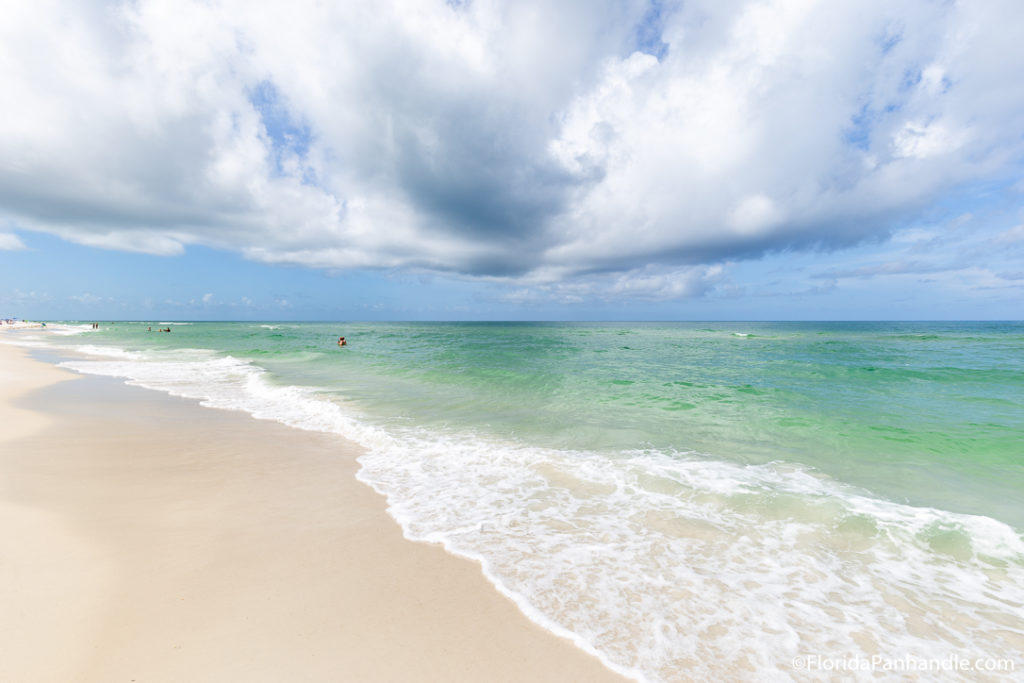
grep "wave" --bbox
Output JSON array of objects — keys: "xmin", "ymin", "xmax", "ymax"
[
  {"xmin": 53, "ymin": 341, "xmax": 1024, "ymax": 681},
  {"xmin": 359, "ymin": 441, "xmax": 1024, "ymax": 681},
  {"xmin": 47, "ymin": 323, "xmax": 95, "ymax": 336},
  {"xmin": 73, "ymin": 345, "xmax": 147, "ymax": 360}
]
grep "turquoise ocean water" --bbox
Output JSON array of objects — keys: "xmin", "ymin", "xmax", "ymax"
[{"xmin": 11, "ymin": 321, "xmax": 1023, "ymax": 680}]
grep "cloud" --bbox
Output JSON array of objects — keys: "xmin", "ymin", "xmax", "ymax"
[
  {"xmin": 995, "ymin": 224, "xmax": 1024, "ymax": 245},
  {"xmin": 491, "ymin": 264, "xmax": 725, "ymax": 304},
  {"xmin": 604, "ymin": 265, "xmax": 725, "ymax": 301},
  {"xmin": 1, "ymin": 0, "xmax": 1022, "ymax": 287},
  {"xmin": 68, "ymin": 292, "xmax": 110, "ymax": 305},
  {"xmin": 0, "ymin": 232, "xmax": 26, "ymax": 250},
  {"xmin": 813, "ymin": 261, "xmax": 947, "ymax": 280},
  {"xmin": 4, "ymin": 288, "xmax": 53, "ymax": 305},
  {"xmin": 793, "ymin": 205, "xmax": 1024, "ymax": 304},
  {"xmin": 752, "ymin": 278, "xmax": 838, "ymax": 299}
]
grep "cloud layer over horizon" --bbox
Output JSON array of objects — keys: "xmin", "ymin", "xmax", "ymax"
[{"xmin": 2, "ymin": 0, "xmax": 1023, "ymax": 298}]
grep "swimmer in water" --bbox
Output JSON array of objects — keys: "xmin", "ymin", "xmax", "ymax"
[{"xmin": 338, "ymin": 336, "xmax": 347, "ymax": 346}]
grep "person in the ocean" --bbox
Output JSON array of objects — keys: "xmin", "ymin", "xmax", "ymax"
[{"xmin": 338, "ymin": 336, "xmax": 347, "ymax": 346}]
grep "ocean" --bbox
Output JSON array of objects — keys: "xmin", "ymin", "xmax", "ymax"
[{"xmin": 12, "ymin": 321, "xmax": 1024, "ymax": 680}]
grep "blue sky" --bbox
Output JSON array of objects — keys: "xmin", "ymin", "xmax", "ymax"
[{"xmin": 2, "ymin": 0, "xmax": 1023, "ymax": 321}]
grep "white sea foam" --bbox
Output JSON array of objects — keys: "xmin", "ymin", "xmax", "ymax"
[
  {"xmin": 47, "ymin": 323, "xmax": 94, "ymax": 336},
  {"xmin": 0, "ymin": 323, "xmax": 88, "ymax": 348},
  {"xmin": 55, "ymin": 343, "xmax": 1024, "ymax": 682},
  {"xmin": 73, "ymin": 345, "xmax": 147, "ymax": 360},
  {"xmin": 358, "ymin": 438, "xmax": 1024, "ymax": 681},
  {"xmin": 59, "ymin": 350, "xmax": 388, "ymax": 449},
  {"xmin": 0, "ymin": 337, "xmax": 51, "ymax": 349}
]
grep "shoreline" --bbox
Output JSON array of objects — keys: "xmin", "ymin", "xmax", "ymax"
[{"xmin": 0, "ymin": 342, "xmax": 628, "ymax": 682}]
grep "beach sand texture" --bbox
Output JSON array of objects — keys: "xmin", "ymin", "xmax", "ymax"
[{"xmin": 0, "ymin": 343, "xmax": 626, "ymax": 683}]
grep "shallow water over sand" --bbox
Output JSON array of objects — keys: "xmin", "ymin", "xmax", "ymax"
[{"xmin": 16, "ymin": 321, "xmax": 1024, "ymax": 680}]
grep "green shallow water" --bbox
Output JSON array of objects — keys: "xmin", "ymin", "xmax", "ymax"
[
  {"xmin": 32, "ymin": 319, "xmax": 1024, "ymax": 679},
  {"xmin": 67, "ymin": 320, "xmax": 1024, "ymax": 528}
]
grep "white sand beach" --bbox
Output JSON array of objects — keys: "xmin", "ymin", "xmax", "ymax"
[{"xmin": 0, "ymin": 342, "xmax": 626, "ymax": 682}]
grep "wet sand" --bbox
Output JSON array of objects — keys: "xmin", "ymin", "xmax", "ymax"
[{"xmin": 0, "ymin": 342, "xmax": 627, "ymax": 682}]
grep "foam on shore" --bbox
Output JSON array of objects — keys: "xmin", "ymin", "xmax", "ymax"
[
  {"xmin": 0, "ymin": 341, "xmax": 628, "ymax": 683},
  {"xmin": 33, "ymin": 336, "xmax": 1024, "ymax": 681}
]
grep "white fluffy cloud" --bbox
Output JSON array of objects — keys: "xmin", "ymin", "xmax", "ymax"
[
  {"xmin": 0, "ymin": 233, "xmax": 26, "ymax": 250},
  {"xmin": 545, "ymin": 0, "xmax": 1024, "ymax": 274},
  {"xmin": 1, "ymin": 0, "xmax": 1022, "ymax": 295}
]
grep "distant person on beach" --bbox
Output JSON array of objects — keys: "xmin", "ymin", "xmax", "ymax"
[{"xmin": 338, "ymin": 336, "xmax": 347, "ymax": 346}]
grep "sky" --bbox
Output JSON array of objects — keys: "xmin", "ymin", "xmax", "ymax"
[{"xmin": 1, "ymin": 0, "xmax": 1023, "ymax": 321}]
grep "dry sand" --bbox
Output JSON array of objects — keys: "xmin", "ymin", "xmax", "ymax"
[{"xmin": 0, "ymin": 342, "xmax": 628, "ymax": 682}]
